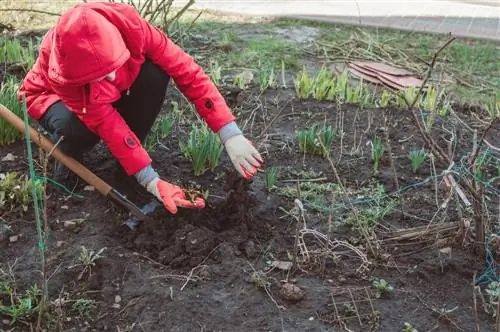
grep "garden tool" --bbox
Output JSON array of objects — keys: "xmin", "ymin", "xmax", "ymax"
[{"xmin": 0, "ymin": 104, "xmax": 155, "ymax": 227}]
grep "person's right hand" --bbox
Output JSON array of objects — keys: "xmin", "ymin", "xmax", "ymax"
[{"xmin": 146, "ymin": 178, "xmax": 205, "ymax": 214}]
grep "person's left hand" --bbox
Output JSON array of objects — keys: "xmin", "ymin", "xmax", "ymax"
[{"xmin": 224, "ymin": 134, "xmax": 263, "ymax": 179}]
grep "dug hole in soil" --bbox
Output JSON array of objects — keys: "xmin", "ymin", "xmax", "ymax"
[{"xmin": 1, "ymin": 36, "xmax": 499, "ymax": 332}]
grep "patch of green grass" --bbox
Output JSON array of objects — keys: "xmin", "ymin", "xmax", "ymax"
[
  {"xmin": 0, "ymin": 76, "xmax": 25, "ymax": 145},
  {"xmin": 226, "ymin": 37, "xmax": 300, "ymax": 69},
  {"xmin": 0, "ymin": 37, "xmax": 35, "ymax": 69},
  {"xmin": 180, "ymin": 122, "xmax": 224, "ymax": 176}
]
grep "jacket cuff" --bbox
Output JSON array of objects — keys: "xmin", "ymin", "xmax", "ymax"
[
  {"xmin": 134, "ymin": 163, "xmax": 159, "ymax": 187},
  {"xmin": 217, "ymin": 121, "xmax": 242, "ymax": 144}
]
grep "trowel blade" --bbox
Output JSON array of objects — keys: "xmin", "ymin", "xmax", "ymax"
[{"xmin": 123, "ymin": 199, "xmax": 161, "ymax": 230}]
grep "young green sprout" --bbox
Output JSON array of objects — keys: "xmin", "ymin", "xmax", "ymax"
[
  {"xmin": 297, "ymin": 124, "xmax": 337, "ymax": 158},
  {"xmin": 378, "ymin": 89, "xmax": 393, "ymax": 108},
  {"xmin": 402, "ymin": 322, "xmax": 418, "ymax": 332},
  {"xmin": 371, "ymin": 278, "xmax": 394, "ymax": 298},
  {"xmin": 158, "ymin": 114, "xmax": 174, "ymax": 139},
  {"xmin": 180, "ymin": 122, "xmax": 224, "ymax": 176},
  {"xmin": 408, "ymin": 148, "xmax": 428, "ymax": 173},
  {"xmin": 259, "ymin": 67, "xmax": 277, "ymax": 93},
  {"xmin": 265, "ymin": 166, "xmax": 280, "ymax": 192},
  {"xmin": 208, "ymin": 59, "xmax": 222, "ymax": 86},
  {"xmin": 371, "ymin": 136, "xmax": 384, "ymax": 176},
  {"xmin": 294, "ymin": 68, "xmax": 314, "ymax": 99},
  {"xmin": 311, "ymin": 66, "xmax": 335, "ymax": 101}
]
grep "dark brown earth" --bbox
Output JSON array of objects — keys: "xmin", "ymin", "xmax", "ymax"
[{"xmin": 1, "ymin": 35, "xmax": 499, "ymax": 332}]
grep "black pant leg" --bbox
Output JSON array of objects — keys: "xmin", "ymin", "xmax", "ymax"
[
  {"xmin": 113, "ymin": 59, "xmax": 170, "ymax": 143},
  {"xmin": 38, "ymin": 101, "xmax": 100, "ymax": 157}
]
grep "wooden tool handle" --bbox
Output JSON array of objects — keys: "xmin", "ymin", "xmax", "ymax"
[{"xmin": 0, "ymin": 104, "xmax": 112, "ymax": 196}]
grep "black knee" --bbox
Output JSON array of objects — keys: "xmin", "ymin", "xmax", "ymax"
[
  {"xmin": 39, "ymin": 101, "xmax": 99, "ymax": 156},
  {"xmin": 141, "ymin": 59, "xmax": 170, "ymax": 87}
]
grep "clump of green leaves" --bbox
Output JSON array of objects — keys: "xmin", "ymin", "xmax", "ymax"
[
  {"xmin": 371, "ymin": 278, "xmax": 394, "ymax": 298},
  {"xmin": 0, "ymin": 76, "xmax": 25, "ymax": 145},
  {"xmin": 265, "ymin": 166, "xmax": 280, "ymax": 192},
  {"xmin": 294, "ymin": 66, "xmax": 336, "ymax": 101},
  {"xmin": 0, "ymin": 37, "xmax": 35, "ymax": 71},
  {"xmin": 297, "ymin": 123, "xmax": 337, "ymax": 158},
  {"xmin": 259, "ymin": 66, "xmax": 277, "ymax": 92},
  {"xmin": 371, "ymin": 136, "xmax": 384, "ymax": 176},
  {"xmin": 180, "ymin": 123, "xmax": 224, "ymax": 176},
  {"xmin": 0, "ymin": 172, "xmax": 44, "ymax": 213},
  {"xmin": 294, "ymin": 67, "xmax": 372, "ymax": 107},
  {"xmin": 408, "ymin": 148, "xmax": 428, "ymax": 173}
]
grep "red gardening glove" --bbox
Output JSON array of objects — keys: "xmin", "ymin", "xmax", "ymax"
[{"xmin": 146, "ymin": 178, "xmax": 205, "ymax": 214}]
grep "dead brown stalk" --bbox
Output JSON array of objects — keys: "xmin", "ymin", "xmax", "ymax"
[{"xmin": 401, "ymin": 35, "xmax": 495, "ymax": 256}]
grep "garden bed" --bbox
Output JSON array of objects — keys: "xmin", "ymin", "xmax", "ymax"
[{"xmin": 1, "ymin": 13, "xmax": 499, "ymax": 332}]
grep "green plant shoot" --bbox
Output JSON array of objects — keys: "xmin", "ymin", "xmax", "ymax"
[
  {"xmin": 180, "ymin": 122, "xmax": 224, "ymax": 176},
  {"xmin": 371, "ymin": 136, "xmax": 384, "ymax": 175},
  {"xmin": 408, "ymin": 148, "xmax": 428, "ymax": 173}
]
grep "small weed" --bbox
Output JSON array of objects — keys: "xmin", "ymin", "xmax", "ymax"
[
  {"xmin": 371, "ymin": 278, "xmax": 394, "ymax": 298},
  {"xmin": 265, "ymin": 166, "xmax": 280, "ymax": 192},
  {"xmin": 0, "ymin": 76, "xmax": 25, "ymax": 145},
  {"xmin": 0, "ymin": 266, "xmax": 41, "ymax": 325},
  {"xmin": 251, "ymin": 271, "xmax": 270, "ymax": 289},
  {"xmin": 71, "ymin": 298, "xmax": 97, "ymax": 320},
  {"xmin": 0, "ymin": 172, "xmax": 44, "ymax": 213},
  {"xmin": 408, "ymin": 148, "xmax": 428, "ymax": 173},
  {"xmin": 180, "ymin": 122, "xmax": 224, "ymax": 176},
  {"xmin": 402, "ymin": 322, "xmax": 418, "ymax": 332},
  {"xmin": 297, "ymin": 123, "xmax": 337, "ymax": 157},
  {"xmin": 75, "ymin": 246, "xmax": 106, "ymax": 280},
  {"xmin": 371, "ymin": 136, "xmax": 384, "ymax": 176}
]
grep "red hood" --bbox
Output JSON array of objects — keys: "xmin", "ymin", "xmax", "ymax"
[{"xmin": 48, "ymin": 5, "xmax": 130, "ymax": 86}]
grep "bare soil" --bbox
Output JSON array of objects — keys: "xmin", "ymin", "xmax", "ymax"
[{"xmin": 1, "ymin": 27, "xmax": 499, "ymax": 332}]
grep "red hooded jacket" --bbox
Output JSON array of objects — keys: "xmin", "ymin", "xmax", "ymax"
[{"xmin": 18, "ymin": 2, "xmax": 235, "ymax": 176}]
